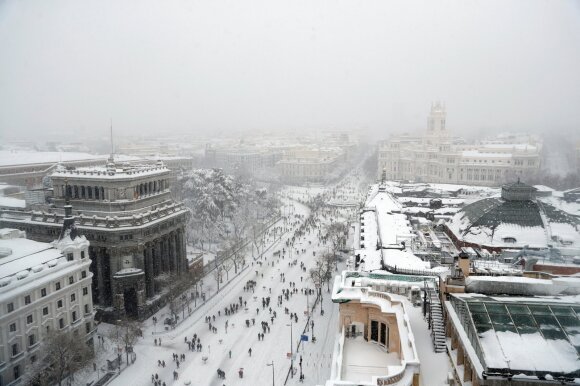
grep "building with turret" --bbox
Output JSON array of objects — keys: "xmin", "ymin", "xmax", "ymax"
[
  {"xmin": 0, "ymin": 157, "xmax": 189, "ymax": 319},
  {"xmin": 378, "ymin": 104, "xmax": 541, "ymax": 186}
]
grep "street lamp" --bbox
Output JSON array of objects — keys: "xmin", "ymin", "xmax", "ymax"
[
  {"xmin": 266, "ymin": 361, "xmax": 275, "ymax": 386},
  {"xmin": 287, "ymin": 320, "xmax": 294, "ymax": 378}
]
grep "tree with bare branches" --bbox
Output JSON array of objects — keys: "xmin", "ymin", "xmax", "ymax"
[
  {"xmin": 109, "ymin": 318, "xmax": 142, "ymax": 366},
  {"xmin": 325, "ymin": 221, "xmax": 348, "ymax": 270},
  {"xmin": 214, "ymin": 264, "xmax": 224, "ymax": 292},
  {"xmin": 25, "ymin": 329, "xmax": 94, "ymax": 386}
]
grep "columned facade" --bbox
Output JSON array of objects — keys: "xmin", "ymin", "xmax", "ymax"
[{"xmin": 0, "ymin": 161, "xmax": 189, "ymax": 320}]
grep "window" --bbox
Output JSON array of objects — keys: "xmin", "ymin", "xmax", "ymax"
[
  {"xmin": 26, "ymin": 315, "xmax": 33, "ymax": 324},
  {"xmin": 85, "ymin": 304, "xmax": 90, "ymax": 314},
  {"xmin": 55, "ymin": 282, "xmax": 61, "ymax": 291},
  {"xmin": 81, "ymin": 270, "xmax": 87, "ymax": 278},
  {"xmin": 43, "ymin": 307, "xmax": 49, "ymax": 316},
  {"xmin": 67, "ymin": 253, "xmax": 74, "ymax": 261},
  {"xmin": 57, "ymin": 299, "xmax": 63, "ymax": 308},
  {"xmin": 12, "ymin": 343, "xmax": 19, "ymax": 357},
  {"xmin": 7, "ymin": 302, "xmax": 14, "ymax": 312},
  {"xmin": 14, "ymin": 365, "xmax": 20, "ymax": 380},
  {"xmin": 69, "ymin": 276, "xmax": 74, "ymax": 284},
  {"xmin": 30, "ymin": 355, "xmax": 37, "ymax": 364},
  {"xmin": 10, "ymin": 323, "xmax": 16, "ymax": 332},
  {"xmin": 59, "ymin": 318, "xmax": 65, "ymax": 329},
  {"xmin": 71, "ymin": 293, "xmax": 76, "ymax": 302},
  {"xmin": 380, "ymin": 323, "xmax": 387, "ymax": 346},
  {"xmin": 28, "ymin": 334, "xmax": 35, "ymax": 346},
  {"xmin": 25, "ymin": 295, "xmax": 31, "ymax": 305},
  {"xmin": 81, "ymin": 251, "xmax": 85, "ymax": 259},
  {"xmin": 370, "ymin": 320, "xmax": 379, "ymax": 342},
  {"xmin": 72, "ymin": 311, "xmax": 77, "ymax": 322},
  {"xmin": 83, "ymin": 287, "xmax": 88, "ymax": 296},
  {"xmin": 86, "ymin": 322, "xmax": 92, "ymax": 334},
  {"xmin": 41, "ymin": 288, "xmax": 47, "ymax": 297}
]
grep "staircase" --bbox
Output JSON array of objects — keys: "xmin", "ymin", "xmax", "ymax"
[{"xmin": 425, "ymin": 280, "xmax": 446, "ymax": 353}]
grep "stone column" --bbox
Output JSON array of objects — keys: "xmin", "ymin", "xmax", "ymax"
[
  {"xmin": 95, "ymin": 248, "xmax": 107, "ymax": 306},
  {"xmin": 152, "ymin": 242, "xmax": 159, "ymax": 277},
  {"xmin": 144, "ymin": 244, "xmax": 154, "ymax": 297},
  {"xmin": 176, "ymin": 230, "xmax": 186, "ymax": 273},
  {"xmin": 170, "ymin": 232, "xmax": 177, "ymax": 273},
  {"xmin": 161, "ymin": 236, "xmax": 168, "ymax": 273}
]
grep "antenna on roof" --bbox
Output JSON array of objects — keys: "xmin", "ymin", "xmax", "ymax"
[{"xmin": 110, "ymin": 118, "xmax": 114, "ymax": 157}]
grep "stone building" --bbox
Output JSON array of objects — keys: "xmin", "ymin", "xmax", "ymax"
[
  {"xmin": 0, "ymin": 158, "xmax": 189, "ymax": 319},
  {"xmin": 326, "ymin": 271, "xmax": 422, "ymax": 386},
  {"xmin": 277, "ymin": 147, "xmax": 345, "ymax": 184},
  {"xmin": 377, "ymin": 103, "xmax": 541, "ymax": 186},
  {"xmin": 0, "ymin": 224, "xmax": 95, "ymax": 386}
]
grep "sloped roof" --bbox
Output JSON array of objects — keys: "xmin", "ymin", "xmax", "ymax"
[
  {"xmin": 450, "ymin": 294, "xmax": 580, "ymax": 379},
  {"xmin": 447, "ymin": 196, "xmax": 580, "ymax": 249}
]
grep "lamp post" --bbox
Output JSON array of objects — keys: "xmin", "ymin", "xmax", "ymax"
[
  {"xmin": 287, "ymin": 320, "xmax": 294, "ymax": 378},
  {"xmin": 266, "ymin": 361, "xmax": 275, "ymax": 386}
]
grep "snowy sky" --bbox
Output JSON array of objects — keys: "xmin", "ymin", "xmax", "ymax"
[{"xmin": 1, "ymin": 0, "xmax": 579, "ymax": 140}]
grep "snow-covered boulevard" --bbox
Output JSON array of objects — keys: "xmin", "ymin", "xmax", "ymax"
[{"xmin": 100, "ymin": 180, "xmax": 364, "ymax": 386}]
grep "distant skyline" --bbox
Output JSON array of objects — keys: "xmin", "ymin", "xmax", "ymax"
[{"xmin": 1, "ymin": 0, "xmax": 580, "ymax": 141}]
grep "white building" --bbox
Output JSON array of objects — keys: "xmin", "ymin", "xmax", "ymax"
[
  {"xmin": 378, "ymin": 103, "xmax": 542, "ymax": 186},
  {"xmin": 0, "ymin": 225, "xmax": 94, "ymax": 385}
]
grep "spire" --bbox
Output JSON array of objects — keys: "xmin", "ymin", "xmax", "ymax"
[{"xmin": 59, "ymin": 179, "xmax": 78, "ymax": 241}]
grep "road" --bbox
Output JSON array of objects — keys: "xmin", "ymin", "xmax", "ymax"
[{"xmin": 106, "ymin": 183, "xmax": 363, "ymax": 386}]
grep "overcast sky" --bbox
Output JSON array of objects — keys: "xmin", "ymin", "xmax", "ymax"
[{"xmin": 1, "ymin": 0, "xmax": 579, "ymax": 141}]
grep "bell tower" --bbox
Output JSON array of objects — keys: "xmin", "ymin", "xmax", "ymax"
[{"xmin": 427, "ymin": 101, "xmax": 448, "ymax": 138}]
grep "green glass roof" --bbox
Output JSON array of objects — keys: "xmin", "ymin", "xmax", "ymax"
[{"xmin": 461, "ymin": 297, "xmax": 580, "ymax": 378}]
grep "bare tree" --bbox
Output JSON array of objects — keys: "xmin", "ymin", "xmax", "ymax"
[
  {"xmin": 213, "ymin": 264, "xmax": 224, "ymax": 292},
  {"xmin": 25, "ymin": 329, "xmax": 93, "ymax": 386},
  {"xmin": 232, "ymin": 245, "xmax": 246, "ymax": 274},
  {"xmin": 221, "ymin": 256, "xmax": 234, "ymax": 281},
  {"xmin": 158, "ymin": 274, "xmax": 189, "ymax": 324},
  {"xmin": 109, "ymin": 318, "xmax": 142, "ymax": 366},
  {"xmin": 309, "ymin": 252, "xmax": 335, "ymax": 293},
  {"xmin": 325, "ymin": 221, "xmax": 348, "ymax": 270}
]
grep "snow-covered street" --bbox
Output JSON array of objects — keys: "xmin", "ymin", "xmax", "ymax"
[{"xmin": 102, "ymin": 188, "xmax": 353, "ymax": 386}]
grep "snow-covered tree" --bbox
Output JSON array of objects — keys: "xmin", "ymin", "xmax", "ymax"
[{"xmin": 25, "ymin": 330, "xmax": 94, "ymax": 386}]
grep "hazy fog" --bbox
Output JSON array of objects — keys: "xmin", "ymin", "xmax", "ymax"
[{"xmin": 1, "ymin": 0, "xmax": 579, "ymax": 140}]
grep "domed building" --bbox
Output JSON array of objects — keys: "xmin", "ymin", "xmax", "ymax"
[{"xmin": 445, "ymin": 180, "xmax": 580, "ymax": 253}]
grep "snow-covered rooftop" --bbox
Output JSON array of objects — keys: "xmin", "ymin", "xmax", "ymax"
[
  {"xmin": 0, "ymin": 228, "xmax": 90, "ymax": 294},
  {"xmin": 50, "ymin": 163, "xmax": 169, "ymax": 180},
  {"xmin": 0, "ymin": 196, "xmax": 26, "ymax": 208},
  {"xmin": 0, "ymin": 151, "xmax": 141, "ymax": 167},
  {"xmin": 448, "ymin": 293, "xmax": 580, "ymax": 380}
]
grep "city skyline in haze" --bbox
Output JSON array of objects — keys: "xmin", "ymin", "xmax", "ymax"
[{"xmin": 1, "ymin": 0, "xmax": 579, "ymax": 141}]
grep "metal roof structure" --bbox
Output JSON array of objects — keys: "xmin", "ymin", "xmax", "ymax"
[{"xmin": 449, "ymin": 294, "xmax": 580, "ymax": 381}]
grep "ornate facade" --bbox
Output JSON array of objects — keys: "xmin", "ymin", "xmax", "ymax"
[
  {"xmin": 0, "ymin": 158, "xmax": 189, "ymax": 319},
  {"xmin": 378, "ymin": 104, "xmax": 541, "ymax": 186}
]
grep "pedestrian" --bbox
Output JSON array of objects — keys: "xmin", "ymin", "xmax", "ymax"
[
  {"xmin": 154, "ymin": 338, "xmax": 157, "ymax": 346},
  {"xmin": 248, "ymin": 347, "xmax": 252, "ymax": 357},
  {"xmin": 229, "ymin": 350, "xmax": 232, "ymax": 359}
]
